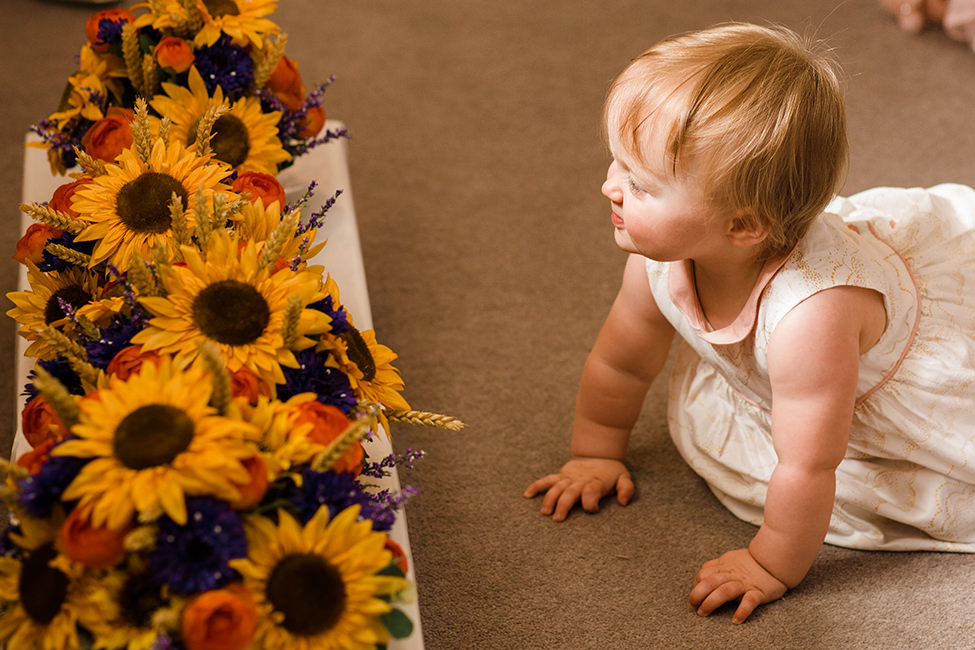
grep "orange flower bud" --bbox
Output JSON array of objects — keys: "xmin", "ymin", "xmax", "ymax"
[
  {"xmin": 228, "ymin": 455, "xmax": 269, "ymax": 510},
  {"xmin": 81, "ymin": 107, "xmax": 135, "ymax": 163},
  {"xmin": 13, "ymin": 223, "xmax": 62, "ymax": 265},
  {"xmin": 21, "ymin": 396, "xmax": 69, "ymax": 449},
  {"xmin": 59, "ymin": 507, "xmax": 128, "ymax": 568},
  {"xmin": 293, "ymin": 401, "xmax": 363, "ymax": 475},
  {"xmin": 154, "ymin": 36, "xmax": 195, "ymax": 73},
  {"xmin": 266, "ymin": 55, "xmax": 306, "ymax": 110},
  {"xmin": 231, "ymin": 171, "xmax": 286, "ymax": 208},
  {"xmin": 84, "ymin": 9, "xmax": 136, "ymax": 53},
  {"xmin": 16, "ymin": 440, "xmax": 55, "ymax": 475},
  {"xmin": 229, "ymin": 367, "xmax": 272, "ymax": 404},
  {"xmin": 49, "ymin": 179, "xmax": 91, "ymax": 218},
  {"xmin": 181, "ymin": 586, "xmax": 258, "ymax": 650},
  {"xmin": 298, "ymin": 105, "xmax": 326, "ymax": 139},
  {"xmin": 385, "ymin": 537, "xmax": 409, "ymax": 575},
  {"xmin": 106, "ymin": 345, "xmax": 162, "ymax": 381}
]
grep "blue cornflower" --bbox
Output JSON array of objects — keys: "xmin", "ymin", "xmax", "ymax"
[
  {"xmin": 84, "ymin": 311, "xmax": 150, "ymax": 369},
  {"xmin": 290, "ymin": 468, "xmax": 393, "ymax": 530},
  {"xmin": 147, "ymin": 496, "xmax": 248, "ymax": 595},
  {"xmin": 308, "ymin": 295, "xmax": 350, "ymax": 334},
  {"xmin": 96, "ymin": 16, "xmax": 128, "ymax": 49},
  {"xmin": 193, "ymin": 35, "xmax": 255, "ymax": 99},
  {"xmin": 278, "ymin": 348, "xmax": 357, "ymax": 414},
  {"xmin": 23, "ymin": 356, "xmax": 83, "ymax": 401},
  {"xmin": 17, "ymin": 448, "xmax": 89, "ymax": 518}
]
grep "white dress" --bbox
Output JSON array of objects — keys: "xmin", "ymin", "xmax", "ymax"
[{"xmin": 651, "ymin": 184, "xmax": 975, "ymax": 552}]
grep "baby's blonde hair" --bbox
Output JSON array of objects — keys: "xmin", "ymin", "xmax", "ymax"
[{"xmin": 605, "ymin": 23, "xmax": 848, "ymax": 257}]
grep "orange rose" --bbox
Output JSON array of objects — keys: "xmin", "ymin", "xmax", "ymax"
[
  {"xmin": 85, "ymin": 9, "xmax": 136, "ymax": 53},
  {"xmin": 154, "ymin": 36, "xmax": 195, "ymax": 73},
  {"xmin": 82, "ymin": 107, "xmax": 134, "ymax": 163},
  {"xmin": 106, "ymin": 345, "xmax": 162, "ymax": 380},
  {"xmin": 229, "ymin": 367, "xmax": 272, "ymax": 404},
  {"xmin": 228, "ymin": 455, "xmax": 268, "ymax": 510},
  {"xmin": 21, "ymin": 396, "xmax": 69, "ymax": 449},
  {"xmin": 59, "ymin": 507, "xmax": 128, "ymax": 568},
  {"xmin": 181, "ymin": 586, "xmax": 258, "ymax": 650},
  {"xmin": 266, "ymin": 55, "xmax": 306, "ymax": 110},
  {"xmin": 16, "ymin": 440, "xmax": 55, "ymax": 475},
  {"xmin": 13, "ymin": 223, "xmax": 62, "ymax": 265},
  {"xmin": 49, "ymin": 179, "xmax": 91, "ymax": 217},
  {"xmin": 385, "ymin": 537, "xmax": 409, "ymax": 575},
  {"xmin": 231, "ymin": 171, "xmax": 286, "ymax": 208},
  {"xmin": 292, "ymin": 401, "xmax": 363, "ymax": 475},
  {"xmin": 298, "ymin": 105, "xmax": 326, "ymax": 139}
]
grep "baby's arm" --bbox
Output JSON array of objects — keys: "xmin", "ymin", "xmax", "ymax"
[
  {"xmin": 524, "ymin": 254, "xmax": 675, "ymax": 520},
  {"xmin": 691, "ymin": 286, "xmax": 883, "ymax": 623}
]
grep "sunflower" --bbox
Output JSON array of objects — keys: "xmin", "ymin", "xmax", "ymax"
[
  {"xmin": 131, "ymin": 230, "xmax": 330, "ymax": 385},
  {"xmin": 0, "ymin": 516, "xmax": 113, "ymax": 650},
  {"xmin": 91, "ymin": 569, "xmax": 183, "ymax": 650},
  {"xmin": 315, "ymin": 278, "xmax": 410, "ymax": 418},
  {"xmin": 70, "ymin": 138, "xmax": 233, "ymax": 271},
  {"xmin": 151, "ymin": 67, "xmax": 289, "ymax": 174},
  {"xmin": 52, "ymin": 356, "xmax": 257, "ymax": 531},
  {"xmin": 229, "ymin": 201, "xmax": 325, "ymax": 269},
  {"xmin": 231, "ymin": 506, "xmax": 406, "ymax": 650},
  {"xmin": 6, "ymin": 264, "xmax": 105, "ymax": 360},
  {"xmin": 137, "ymin": 0, "xmax": 279, "ymax": 49}
]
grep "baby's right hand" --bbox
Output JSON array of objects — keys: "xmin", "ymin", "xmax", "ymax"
[{"xmin": 523, "ymin": 457, "xmax": 635, "ymax": 522}]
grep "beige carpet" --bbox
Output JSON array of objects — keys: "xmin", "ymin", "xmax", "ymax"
[{"xmin": 3, "ymin": 1, "xmax": 975, "ymax": 648}]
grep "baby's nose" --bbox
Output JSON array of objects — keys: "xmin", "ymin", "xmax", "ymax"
[{"xmin": 601, "ymin": 174, "xmax": 622, "ymax": 202}]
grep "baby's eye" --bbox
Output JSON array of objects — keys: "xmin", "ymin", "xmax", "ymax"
[{"xmin": 627, "ymin": 177, "xmax": 645, "ymax": 195}]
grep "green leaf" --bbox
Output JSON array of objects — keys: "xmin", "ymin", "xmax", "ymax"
[{"xmin": 381, "ymin": 608, "xmax": 414, "ymax": 639}]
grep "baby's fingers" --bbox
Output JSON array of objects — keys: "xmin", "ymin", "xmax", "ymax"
[
  {"xmin": 693, "ymin": 580, "xmax": 745, "ymax": 618},
  {"xmin": 551, "ymin": 482, "xmax": 585, "ymax": 522},
  {"xmin": 523, "ymin": 474, "xmax": 562, "ymax": 498},
  {"xmin": 731, "ymin": 591, "xmax": 763, "ymax": 624},
  {"xmin": 615, "ymin": 473, "xmax": 635, "ymax": 505}
]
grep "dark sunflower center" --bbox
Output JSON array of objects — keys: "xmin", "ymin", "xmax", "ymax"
[
  {"xmin": 44, "ymin": 284, "xmax": 92, "ymax": 325},
  {"xmin": 189, "ymin": 115, "xmax": 250, "ymax": 167},
  {"xmin": 202, "ymin": 0, "xmax": 240, "ymax": 17},
  {"xmin": 341, "ymin": 326, "xmax": 377, "ymax": 382},
  {"xmin": 192, "ymin": 280, "xmax": 270, "ymax": 346},
  {"xmin": 113, "ymin": 404, "xmax": 195, "ymax": 470},
  {"xmin": 266, "ymin": 553, "xmax": 346, "ymax": 636},
  {"xmin": 19, "ymin": 543, "xmax": 68, "ymax": 625},
  {"xmin": 116, "ymin": 172, "xmax": 188, "ymax": 234},
  {"xmin": 120, "ymin": 573, "xmax": 165, "ymax": 629}
]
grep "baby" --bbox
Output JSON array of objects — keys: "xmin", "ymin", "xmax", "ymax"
[{"xmin": 525, "ymin": 23, "xmax": 975, "ymax": 624}]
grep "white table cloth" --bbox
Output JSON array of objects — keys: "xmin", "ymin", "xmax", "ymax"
[{"xmin": 12, "ymin": 122, "xmax": 424, "ymax": 648}]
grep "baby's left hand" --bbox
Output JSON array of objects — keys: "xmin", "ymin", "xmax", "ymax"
[{"xmin": 689, "ymin": 548, "xmax": 787, "ymax": 624}]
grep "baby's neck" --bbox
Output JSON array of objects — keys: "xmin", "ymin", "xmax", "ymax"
[{"xmin": 691, "ymin": 256, "xmax": 767, "ymax": 331}]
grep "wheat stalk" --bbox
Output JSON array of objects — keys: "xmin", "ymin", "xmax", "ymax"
[
  {"xmin": 31, "ymin": 365, "xmax": 81, "ymax": 429},
  {"xmin": 311, "ymin": 416, "xmax": 373, "ymax": 472},
  {"xmin": 253, "ymin": 33, "xmax": 288, "ymax": 88},
  {"xmin": 122, "ymin": 23, "xmax": 144, "ymax": 96},
  {"xmin": 38, "ymin": 326, "xmax": 100, "ymax": 386},
  {"xmin": 19, "ymin": 203, "xmax": 85, "ymax": 235},
  {"xmin": 132, "ymin": 97, "xmax": 154, "ymax": 163},
  {"xmin": 45, "ymin": 243, "xmax": 92, "ymax": 267},
  {"xmin": 386, "ymin": 409, "xmax": 465, "ymax": 431},
  {"xmin": 72, "ymin": 147, "xmax": 107, "ymax": 177},
  {"xmin": 198, "ymin": 341, "xmax": 231, "ymax": 414}
]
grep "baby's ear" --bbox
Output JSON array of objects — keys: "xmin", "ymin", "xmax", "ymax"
[{"xmin": 726, "ymin": 212, "xmax": 768, "ymax": 248}]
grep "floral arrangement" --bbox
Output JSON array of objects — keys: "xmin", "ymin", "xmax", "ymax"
[
  {"xmin": 3, "ymin": 54, "xmax": 460, "ymax": 650},
  {"xmin": 30, "ymin": 0, "xmax": 343, "ymax": 176}
]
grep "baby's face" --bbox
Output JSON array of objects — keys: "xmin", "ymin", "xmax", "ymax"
[{"xmin": 601, "ymin": 132, "xmax": 722, "ymax": 262}]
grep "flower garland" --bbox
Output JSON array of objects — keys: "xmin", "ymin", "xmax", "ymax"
[
  {"xmin": 6, "ymin": 16, "xmax": 462, "ymax": 647},
  {"xmin": 30, "ymin": 1, "xmax": 344, "ymax": 176}
]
